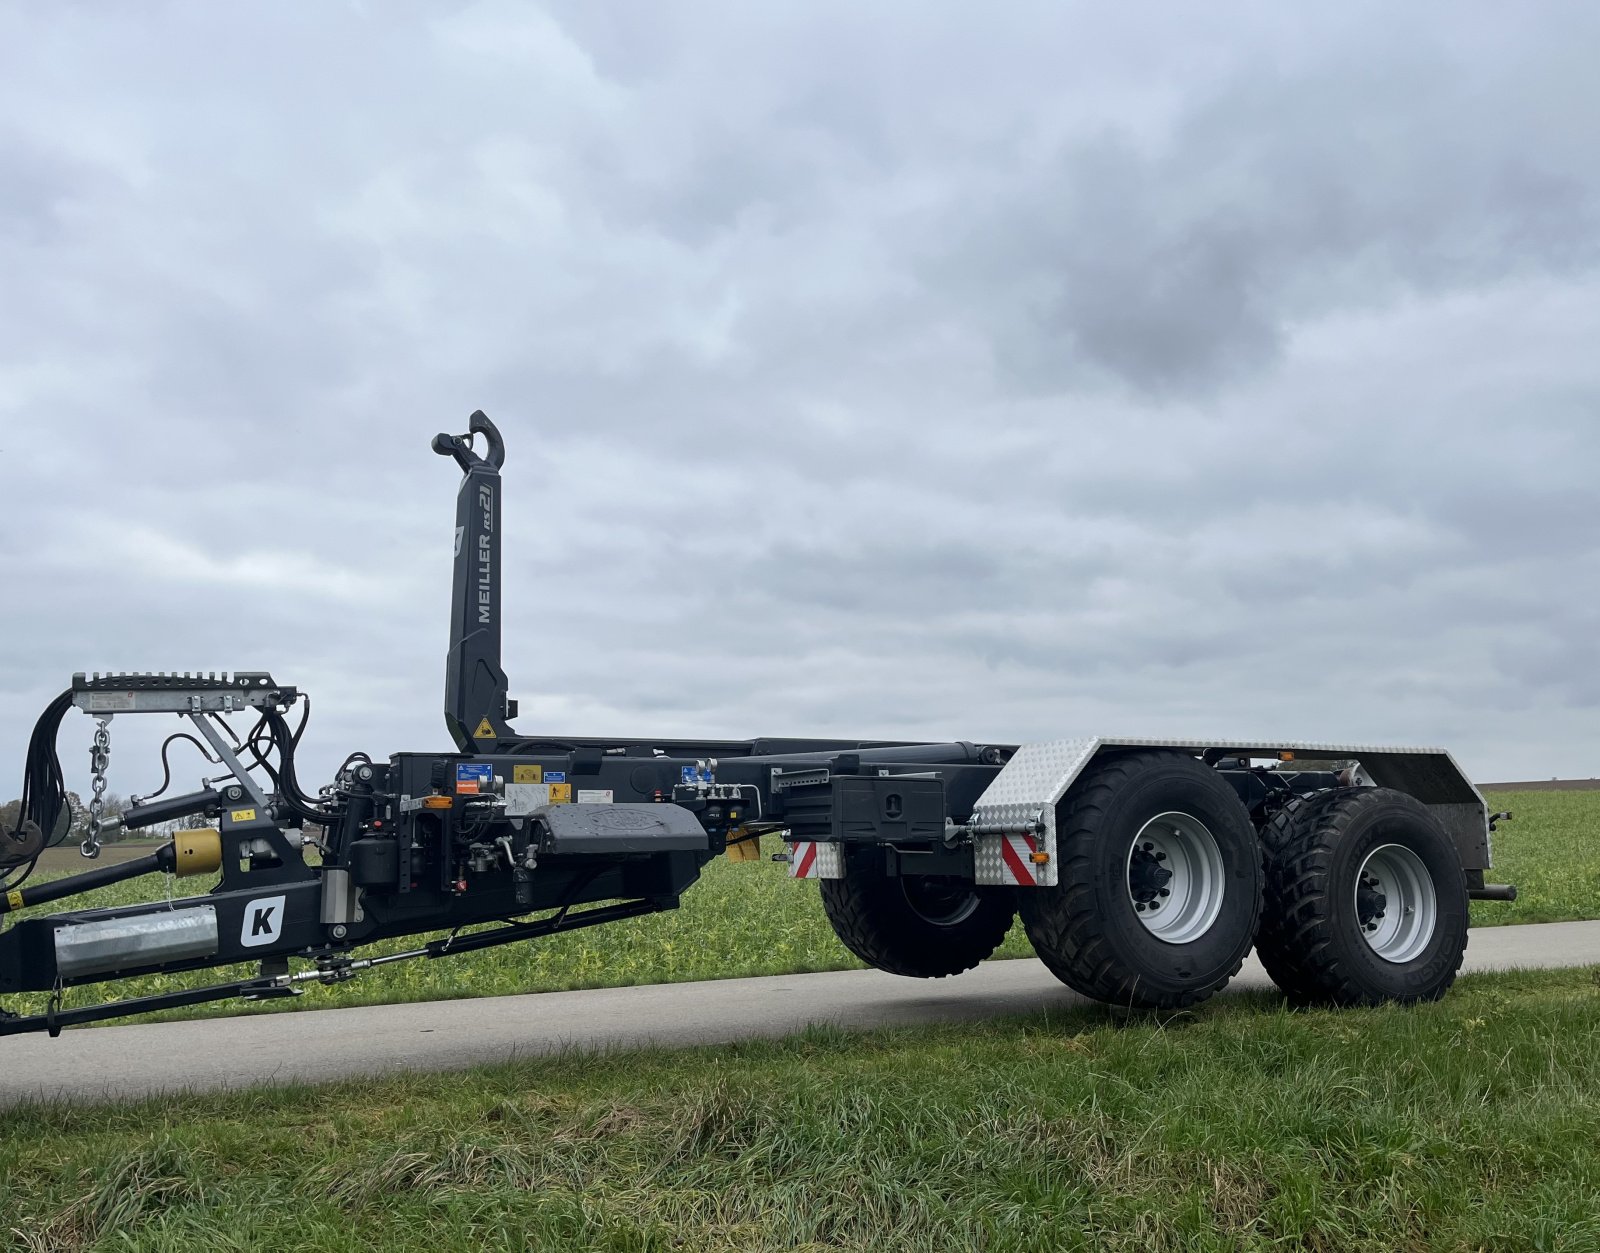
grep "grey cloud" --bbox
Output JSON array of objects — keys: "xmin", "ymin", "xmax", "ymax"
[
  {"xmin": 0, "ymin": 134, "xmax": 109, "ymax": 245},
  {"xmin": 0, "ymin": 1, "xmax": 1596, "ymax": 795},
  {"xmin": 913, "ymin": 24, "xmax": 1600, "ymax": 396}
]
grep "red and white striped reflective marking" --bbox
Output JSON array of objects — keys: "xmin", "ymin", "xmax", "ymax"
[
  {"xmin": 998, "ymin": 834, "xmax": 1039, "ymax": 885},
  {"xmin": 789, "ymin": 840, "xmax": 820, "ymax": 878}
]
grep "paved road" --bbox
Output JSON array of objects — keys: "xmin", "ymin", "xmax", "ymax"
[{"xmin": 5, "ymin": 919, "xmax": 1599, "ymax": 1107}]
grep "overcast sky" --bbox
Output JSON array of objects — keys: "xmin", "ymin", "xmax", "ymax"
[{"xmin": 1, "ymin": 1, "xmax": 1596, "ymax": 799}]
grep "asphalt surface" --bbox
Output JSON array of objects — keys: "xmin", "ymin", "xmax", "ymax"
[{"xmin": 4, "ymin": 919, "xmax": 1599, "ymax": 1107}]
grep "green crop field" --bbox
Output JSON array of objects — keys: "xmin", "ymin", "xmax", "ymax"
[
  {"xmin": 4, "ymin": 967, "xmax": 1600, "ymax": 1251},
  {"xmin": 1466, "ymin": 790, "xmax": 1600, "ymax": 925},
  {"xmin": 8, "ymin": 789, "xmax": 1597, "ymax": 1026}
]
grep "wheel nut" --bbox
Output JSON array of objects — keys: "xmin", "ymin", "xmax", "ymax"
[
  {"xmin": 1136, "ymin": 902, "xmax": 1147, "ymax": 911},
  {"xmin": 1155, "ymin": 852, "xmax": 1167, "ymax": 862},
  {"xmin": 1143, "ymin": 842, "xmax": 1154, "ymax": 852},
  {"xmin": 1158, "ymin": 887, "xmax": 1170, "ymax": 897}
]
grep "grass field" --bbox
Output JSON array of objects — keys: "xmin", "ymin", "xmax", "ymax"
[
  {"xmin": 9, "ymin": 789, "xmax": 1597, "ymax": 1026},
  {"xmin": 4, "ymin": 967, "xmax": 1600, "ymax": 1251},
  {"xmin": 1468, "ymin": 790, "xmax": 1600, "ymax": 925},
  {"xmin": 30, "ymin": 840, "xmax": 168, "ymax": 874}
]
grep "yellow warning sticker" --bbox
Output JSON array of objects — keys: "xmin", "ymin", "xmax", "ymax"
[
  {"xmin": 513, "ymin": 764, "xmax": 543, "ymax": 784},
  {"xmin": 474, "ymin": 718, "xmax": 497, "ymax": 739},
  {"xmin": 549, "ymin": 783, "xmax": 572, "ymax": 804},
  {"xmin": 6, "ymin": 889, "xmax": 23, "ymax": 910},
  {"xmin": 230, "ymin": 808, "xmax": 257, "ymax": 823}
]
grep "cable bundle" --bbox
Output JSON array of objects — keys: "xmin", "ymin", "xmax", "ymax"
[{"xmin": 3, "ymin": 689, "xmax": 74, "ymax": 881}]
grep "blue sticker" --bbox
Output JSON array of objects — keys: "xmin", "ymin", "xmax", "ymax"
[
  {"xmin": 545, "ymin": 771, "xmax": 566, "ymax": 783},
  {"xmin": 679, "ymin": 765, "xmax": 715, "ymax": 784},
  {"xmin": 456, "ymin": 763, "xmax": 492, "ymax": 783}
]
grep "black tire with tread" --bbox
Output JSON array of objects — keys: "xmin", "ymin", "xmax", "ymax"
[
  {"xmin": 1256, "ymin": 787, "xmax": 1469, "ymax": 1006},
  {"xmin": 1017, "ymin": 750, "xmax": 1263, "ymax": 1011},
  {"xmin": 819, "ymin": 856, "xmax": 1016, "ymax": 978}
]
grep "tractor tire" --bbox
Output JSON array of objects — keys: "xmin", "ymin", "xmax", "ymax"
[
  {"xmin": 1018, "ymin": 751, "xmax": 1262, "ymax": 1011},
  {"xmin": 1256, "ymin": 787, "xmax": 1468, "ymax": 1006},
  {"xmin": 819, "ymin": 855, "xmax": 1016, "ymax": 978}
]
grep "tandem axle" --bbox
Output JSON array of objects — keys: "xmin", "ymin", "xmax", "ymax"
[{"xmin": 0, "ymin": 413, "xmax": 1517, "ymax": 1036}]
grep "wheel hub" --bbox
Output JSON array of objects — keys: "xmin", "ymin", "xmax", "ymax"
[
  {"xmin": 1353, "ymin": 844, "xmax": 1437, "ymax": 964},
  {"xmin": 1355, "ymin": 873, "xmax": 1388, "ymax": 931},
  {"xmin": 901, "ymin": 877, "xmax": 981, "ymax": 927},
  {"xmin": 1128, "ymin": 846, "xmax": 1173, "ymax": 902},
  {"xmin": 1125, "ymin": 812, "xmax": 1225, "ymax": 945}
]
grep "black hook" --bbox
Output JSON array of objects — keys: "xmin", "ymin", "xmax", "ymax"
[{"xmin": 431, "ymin": 410, "xmax": 506, "ymax": 473}]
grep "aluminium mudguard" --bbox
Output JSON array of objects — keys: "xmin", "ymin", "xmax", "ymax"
[{"xmin": 969, "ymin": 737, "xmax": 1491, "ymax": 888}]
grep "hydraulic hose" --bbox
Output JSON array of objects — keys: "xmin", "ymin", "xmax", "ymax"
[
  {"xmin": 264, "ymin": 708, "xmax": 329, "ymax": 824},
  {"xmin": 3, "ymin": 690, "xmax": 74, "ymax": 874}
]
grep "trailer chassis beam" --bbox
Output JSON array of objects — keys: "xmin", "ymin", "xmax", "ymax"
[{"xmin": 0, "ymin": 896, "xmax": 671, "ymax": 1038}]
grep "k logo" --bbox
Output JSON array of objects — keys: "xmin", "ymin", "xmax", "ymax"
[{"xmin": 241, "ymin": 895, "xmax": 287, "ymax": 948}]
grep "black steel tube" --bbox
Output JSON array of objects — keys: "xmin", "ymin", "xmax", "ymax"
[
  {"xmin": 123, "ymin": 788, "xmax": 220, "ymax": 831},
  {"xmin": 422, "ymin": 898, "xmax": 665, "ymax": 959},
  {"xmin": 0, "ymin": 845, "xmax": 173, "ymax": 915},
  {"xmin": 0, "ymin": 975, "xmax": 280, "ymax": 1038},
  {"xmin": 1469, "ymin": 884, "xmax": 1518, "ymax": 901},
  {"xmin": 741, "ymin": 741, "xmax": 993, "ymax": 768}
]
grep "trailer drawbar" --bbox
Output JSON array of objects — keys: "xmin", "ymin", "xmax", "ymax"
[{"xmin": 0, "ymin": 412, "xmax": 1518, "ymax": 1037}]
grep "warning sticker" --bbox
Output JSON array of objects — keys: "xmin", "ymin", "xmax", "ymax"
[
  {"xmin": 513, "ymin": 764, "xmax": 543, "ymax": 784},
  {"xmin": 229, "ymin": 808, "xmax": 257, "ymax": 823},
  {"xmin": 473, "ymin": 717, "xmax": 497, "ymax": 739},
  {"xmin": 577, "ymin": 789, "xmax": 614, "ymax": 804},
  {"xmin": 549, "ymin": 783, "xmax": 572, "ymax": 804},
  {"xmin": 506, "ymin": 782, "xmax": 550, "ymax": 815},
  {"xmin": 456, "ymin": 763, "xmax": 492, "ymax": 794}
]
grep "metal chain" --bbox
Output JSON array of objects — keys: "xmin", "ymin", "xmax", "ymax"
[{"xmin": 82, "ymin": 717, "xmax": 112, "ymax": 858}]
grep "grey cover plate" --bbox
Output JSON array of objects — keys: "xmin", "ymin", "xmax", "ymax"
[{"xmin": 535, "ymin": 803, "xmax": 708, "ymax": 855}]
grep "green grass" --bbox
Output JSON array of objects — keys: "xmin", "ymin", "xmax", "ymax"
[
  {"xmin": 1468, "ymin": 790, "xmax": 1600, "ymax": 926},
  {"xmin": 5, "ymin": 968, "xmax": 1600, "ymax": 1251},
  {"xmin": 13, "ymin": 789, "xmax": 1597, "ymax": 1026}
]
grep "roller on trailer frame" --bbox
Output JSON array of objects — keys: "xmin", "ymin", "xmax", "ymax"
[{"xmin": 0, "ymin": 413, "xmax": 1518, "ymax": 1037}]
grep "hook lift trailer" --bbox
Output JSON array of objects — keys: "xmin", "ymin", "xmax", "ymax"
[{"xmin": 0, "ymin": 413, "xmax": 1518, "ymax": 1038}]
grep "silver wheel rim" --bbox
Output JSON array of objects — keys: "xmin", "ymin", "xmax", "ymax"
[
  {"xmin": 1354, "ymin": 843, "xmax": 1437, "ymax": 963},
  {"xmin": 1126, "ymin": 811, "xmax": 1226, "ymax": 944}
]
